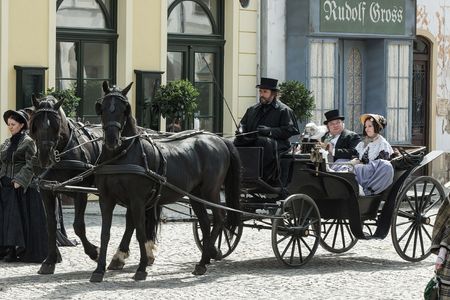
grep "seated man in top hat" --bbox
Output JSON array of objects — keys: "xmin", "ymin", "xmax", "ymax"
[
  {"xmin": 321, "ymin": 109, "xmax": 361, "ymax": 161},
  {"xmin": 234, "ymin": 77, "xmax": 299, "ymax": 183}
]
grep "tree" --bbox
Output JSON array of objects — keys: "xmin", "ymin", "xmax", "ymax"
[
  {"xmin": 43, "ymin": 87, "xmax": 81, "ymax": 118},
  {"xmin": 279, "ymin": 80, "xmax": 315, "ymax": 123},
  {"xmin": 152, "ymin": 80, "xmax": 199, "ymax": 131}
]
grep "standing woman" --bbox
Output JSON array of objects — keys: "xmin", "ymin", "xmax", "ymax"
[{"xmin": 0, "ymin": 109, "xmax": 47, "ymax": 262}]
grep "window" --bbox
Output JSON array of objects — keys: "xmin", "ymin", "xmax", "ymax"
[
  {"xmin": 309, "ymin": 40, "xmax": 337, "ymax": 124},
  {"xmin": 387, "ymin": 43, "xmax": 410, "ymax": 143},
  {"xmin": 167, "ymin": 0, "xmax": 224, "ymax": 132},
  {"xmin": 56, "ymin": 0, "xmax": 117, "ymax": 122}
]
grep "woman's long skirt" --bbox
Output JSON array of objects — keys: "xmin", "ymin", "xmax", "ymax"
[{"xmin": 0, "ymin": 176, "xmax": 48, "ymax": 263}]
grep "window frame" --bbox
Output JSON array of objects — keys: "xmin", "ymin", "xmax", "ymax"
[{"xmin": 167, "ymin": 0, "xmax": 224, "ymax": 133}]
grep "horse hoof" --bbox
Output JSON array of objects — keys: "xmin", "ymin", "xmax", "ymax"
[
  {"xmin": 147, "ymin": 257, "xmax": 155, "ymax": 266},
  {"xmin": 192, "ymin": 264, "xmax": 207, "ymax": 275},
  {"xmin": 132, "ymin": 271, "xmax": 147, "ymax": 281},
  {"xmin": 214, "ymin": 249, "xmax": 223, "ymax": 261},
  {"xmin": 38, "ymin": 263, "xmax": 55, "ymax": 275},
  {"xmin": 90, "ymin": 272, "xmax": 104, "ymax": 283},
  {"xmin": 108, "ymin": 259, "xmax": 125, "ymax": 270}
]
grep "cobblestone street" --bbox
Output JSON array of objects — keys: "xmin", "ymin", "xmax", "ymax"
[{"xmin": 0, "ymin": 204, "xmax": 436, "ymax": 299}]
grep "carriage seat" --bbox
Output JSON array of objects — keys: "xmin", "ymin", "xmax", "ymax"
[{"xmin": 236, "ymin": 146, "xmax": 292, "ymax": 195}]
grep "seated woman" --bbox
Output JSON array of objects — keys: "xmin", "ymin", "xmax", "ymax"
[{"xmin": 352, "ymin": 113, "xmax": 394, "ymax": 196}]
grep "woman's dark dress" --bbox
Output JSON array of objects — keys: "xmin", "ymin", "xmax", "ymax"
[{"xmin": 0, "ymin": 132, "xmax": 48, "ymax": 262}]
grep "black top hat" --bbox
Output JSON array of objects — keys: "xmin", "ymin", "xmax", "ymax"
[
  {"xmin": 256, "ymin": 77, "xmax": 279, "ymax": 91},
  {"xmin": 3, "ymin": 109, "xmax": 29, "ymax": 130},
  {"xmin": 323, "ymin": 109, "xmax": 345, "ymax": 125}
]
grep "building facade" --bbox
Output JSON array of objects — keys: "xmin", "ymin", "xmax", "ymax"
[{"xmin": 0, "ymin": 0, "xmax": 258, "ymax": 139}]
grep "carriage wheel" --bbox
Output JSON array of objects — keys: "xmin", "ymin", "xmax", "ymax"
[
  {"xmin": 319, "ymin": 219, "xmax": 358, "ymax": 253},
  {"xmin": 391, "ymin": 176, "xmax": 445, "ymax": 262},
  {"xmin": 192, "ymin": 218, "xmax": 243, "ymax": 259},
  {"xmin": 271, "ymin": 194, "xmax": 321, "ymax": 267}
]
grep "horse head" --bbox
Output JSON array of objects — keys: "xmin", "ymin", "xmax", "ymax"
[
  {"xmin": 29, "ymin": 94, "xmax": 65, "ymax": 167},
  {"xmin": 96, "ymin": 81, "xmax": 133, "ymax": 151}
]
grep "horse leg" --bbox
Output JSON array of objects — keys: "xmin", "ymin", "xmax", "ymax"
[
  {"xmin": 90, "ymin": 199, "xmax": 115, "ymax": 283},
  {"xmin": 108, "ymin": 209, "xmax": 134, "ymax": 270},
  {"xmin": 131, "ymin": 202, "xmax": 148, "ymax": 281},
  {"xmin": 144, "ymin": 205, "xmax": 161, "ymax": 265},
  {"xmin": 209, "ymin": 206, "xmax": 225, "ymax": 261},
  {"xmin": 38, "ymin": 192, "xmax": 58, "ymax": 274},
  {"xmin": 190, "ymin": 200, "xmax": 212, "ymax": 275},
  {"xmin": 73, "ymin": 193, "xmax": 99, "ymax": 261}
]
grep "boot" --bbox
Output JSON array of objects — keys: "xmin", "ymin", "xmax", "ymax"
[{"xmin": 3, "ymin": 247, "xmax": 17, "ymax": 262}]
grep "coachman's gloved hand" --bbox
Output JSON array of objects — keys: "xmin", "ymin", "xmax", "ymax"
[{"xmin": 257, "ymin": 125, "xmax": 272, "ymax": 136}]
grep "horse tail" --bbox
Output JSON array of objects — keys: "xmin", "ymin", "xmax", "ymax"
[
  {"xmin": 145, "ymin": 205, "xmax": 162, "ymax": 242},
  {"xmin": 222, "ymin": 138, "xmax": 242, "ymax": 226}
]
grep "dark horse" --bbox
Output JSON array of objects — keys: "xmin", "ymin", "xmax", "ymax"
[
  {"xmin": 91, "ymin": 81, "xmax": 241, "ymax": 282},
  {"xmin": 29, "ymin": 95, "xmax": 161, "ymax": 274}
]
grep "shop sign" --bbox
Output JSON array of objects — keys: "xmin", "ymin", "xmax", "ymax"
[{"xmin": 320, "ymin": 0, "xmax": 406, "ymax": 35}]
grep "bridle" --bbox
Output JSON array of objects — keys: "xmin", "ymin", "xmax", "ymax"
[
  {"xmin": 31, "ymin": 107, "xmax": 62, "ymax": 163},
  {"xmin": 97, "ymin": 91, "xmax": 130, "ymax": 144}
]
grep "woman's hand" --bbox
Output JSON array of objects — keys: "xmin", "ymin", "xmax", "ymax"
[
  {"xmin": 13, "ymin": 181, "xmax": 21, "ymax": 189},
  {"xmin": 350, "ymin": 158, "xmax": 361, "ymax": 165},
  {"xmin": 436, "ymin": 247, "xmax": 448, "ymax": 270}
]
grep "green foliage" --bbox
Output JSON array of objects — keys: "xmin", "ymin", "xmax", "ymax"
[
  {"xmin": 152, "ymin": 80, "xmax": 199, "ymax": 120},
  {"xmin": 279, "ymin": 80, "xmax": 315, "ymax": 122},
  {"xmin": 43, "ymin": 87, "xmax": 81, "ymax": 118}
]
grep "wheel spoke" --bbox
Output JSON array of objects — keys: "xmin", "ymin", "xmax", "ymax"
[
  {"xmin": 397, "ymin": 221, "xmax": 414, "ymax": 243},
  {"xmin": 332, "ymin": 220, "xmax": 340, "ymax": 248},
  {"xmin": 339, "ymin": 221, "xmax": 346, "ymax": 249},
  {"xmin": 300, "ymin": 237, "xmax": 313, "ymax": 252},
  {"xmin": 281, "ymin": 236, "xmax": 295, "ymax": 259},
  {"xmin": 322, "ymin": 219, "xmax": 335, "ymax": 240},
  {"xmin": 402, "ymin": 223, "xmax": 417, "ymax": 254}
]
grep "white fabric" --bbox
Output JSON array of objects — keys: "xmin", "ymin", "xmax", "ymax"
[{"xmin": 355, "ymin": 135, "xmax": 393, "ymax": 161}]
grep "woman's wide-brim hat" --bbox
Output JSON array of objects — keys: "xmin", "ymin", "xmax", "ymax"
[
  {"xmin": 360, "ymin": 113, "xmax": 387, "ymax": 129},
  {"xmin": 3, "ymin": 109, "xmax": 29, "ymax": 129},
  {"xmin": 323, "ymin": 109, "xmax": 345, "ymax": 125},
  {"xmin": 256, "ymin": 77, "xmax": 279, "ymax": 91}
]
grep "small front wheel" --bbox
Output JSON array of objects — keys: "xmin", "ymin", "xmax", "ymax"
[{"xmin": 271, "ymin": 194, "xmax": 321, "ymax": 267}]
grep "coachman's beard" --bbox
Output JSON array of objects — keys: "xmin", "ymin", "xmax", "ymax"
[{"xmin": 259, "ymin": 96, "xmax": 273, "ymax": 105}]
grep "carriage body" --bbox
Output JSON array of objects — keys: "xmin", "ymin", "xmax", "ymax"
[{"xmin": 231, "ymin": 144, "xmax": 446, "ymax": 267}]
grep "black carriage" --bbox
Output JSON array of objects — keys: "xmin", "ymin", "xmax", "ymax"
[{"xmin": 193, "ymin": 144, "xmax": 446, "ymax": 267}]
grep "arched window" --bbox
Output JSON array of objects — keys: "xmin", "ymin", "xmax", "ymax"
[
  {"xmin": 56, "ymin": 0, "xmax": 117, "ymax": 122},
  {"xmin": 167, "ymin": 0, "xmax": 224, "ymax": 132}
]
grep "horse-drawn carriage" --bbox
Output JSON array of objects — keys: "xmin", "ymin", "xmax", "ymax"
[
  {"xmin": 192, "ymin": 144, "xmax": 446, "ymax": 267},
  {"xmin": 29, "ymin": 82, "xmax": 446, "ymax": 281}
]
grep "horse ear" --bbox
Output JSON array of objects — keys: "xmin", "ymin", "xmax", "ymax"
[
  {"xmin": 32, "ymin": 94, "xmax": 39, "ymax": 108},
  {"xmin": 121, "ymin": 82, "xmax": 133, "ymax": 97},
  {"xmin": 103, "ymin": 81, "xmax": 110, "ymax": 94},
  {"xmin": 54, "ymin": 98, "xmax": 65, "ymax": 111},
  {"xmin": 95, "ymin": 102, "xmax": 102, "ymax": 116}
]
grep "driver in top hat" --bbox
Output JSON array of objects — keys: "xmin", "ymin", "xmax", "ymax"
[
  {"xmin": 321, "ymin": 109, "xmax": 360, "ymax": 160},
  {"xmin": 234, "ymin": 77, "xmax": 299, "ymax": 182}
]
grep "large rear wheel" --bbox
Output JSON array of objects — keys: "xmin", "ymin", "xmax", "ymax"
[
  {"xmin": 271, "ymin": 194, "xmax": 321, "ymax": 267},
  {"xmin": 391, "ymin": 176, "xmax": 445, "ymax": 262}
]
